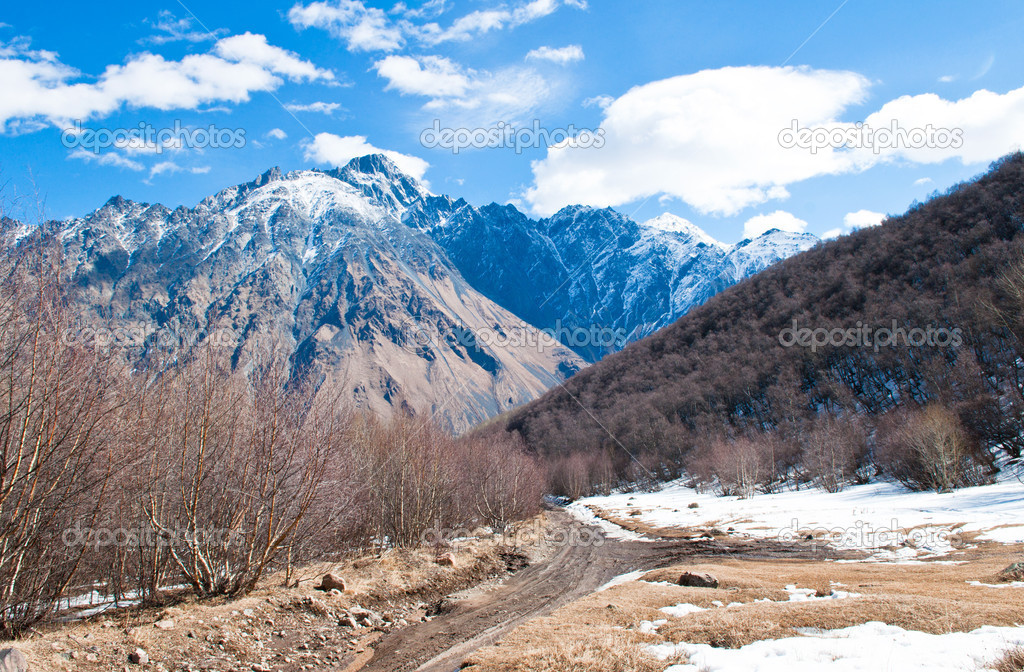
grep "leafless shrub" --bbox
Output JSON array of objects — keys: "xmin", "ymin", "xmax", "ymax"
[
  {"xmin": 798, "ymin": 416, "xmax": 868, "ymax": 493},
  {"xmin": 875, "ymin": 404, "xmax": 989, "ymax": 492}
]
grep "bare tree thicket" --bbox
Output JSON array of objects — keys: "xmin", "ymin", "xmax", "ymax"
[
  {"xmin": 0, "ymin": 230, "xmax": 546, "ymax": 634},
  {"xmin": 0, "ymin": 243, "xmax": 127, "ymax": 633}
]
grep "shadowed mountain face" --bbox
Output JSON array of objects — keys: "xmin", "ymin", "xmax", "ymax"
[
  {"xmin": 4, "ymin": 154, "xmax": 813, "ymax": 431},
  {"xmin": 405, "ymin": 200, "xmax": 818, "ymax": 361}
]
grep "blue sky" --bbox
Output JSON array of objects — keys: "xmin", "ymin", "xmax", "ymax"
[{"xmin": 1, "ymin": 0, "xmax": 1023, "ymax": 242}]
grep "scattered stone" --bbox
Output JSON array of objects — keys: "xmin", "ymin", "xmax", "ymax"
[
  {"xmin": 688, "ymin": 502, "xmax": 700, "ymax": 509},
  {"xmin": 0, "ymin": 648, "xmax": 28, "ymax": 672},
  {"xmin": 678, "ymin": 571, "xmax": 720, "ymax": 588},
  {"xmin": 316, "ymin": 573, "xmax": 346, "ymax": 592},
  {"xmin": 154, "ymin": 619, "xmax": 175, "ymax": 630},
  {"xmin": 86, "ymin": 653, "xmax": 99, "ymax": 663},
  {"xmin": 242, "ymin": 608, "xmax": 255, "ymax": 617},
  {"xmin": 128, "ymin": 648, "xmax": 149, "ymax": 665},
  {"xmin": 999, "ymin": 562, "xmax": 1024, "ymax": 582},
  {"xmin": 350, "ymin": 607, "xmax": 384, "ymax": 627},
  {"xmin": 436, "ymin": 552, "xmax": 456, "ymax": 567}
]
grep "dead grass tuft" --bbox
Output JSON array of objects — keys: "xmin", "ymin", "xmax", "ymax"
[{"xmin": 992, "ymin": 646, "xmax": 1024, "ymax": 672}]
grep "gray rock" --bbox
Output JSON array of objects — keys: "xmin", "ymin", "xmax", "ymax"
[
  {"xmin": 678, "ymin": 571, "xmax": 720, "ymax": 588},
  {"xmin": 0, "ymin": 648, "xmax": 28, "ymax": 672}
]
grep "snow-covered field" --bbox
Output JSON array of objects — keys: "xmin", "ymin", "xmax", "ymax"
[
  {"xmin": 577, "ymin": 475, "xmax": 1024, "ymax": 561},
  {"xmin": 650, "ymin": 622, "xmax": 1024, "ymax": 672},
  {"xmin": 575, "ymin": 475, "xmax": 1024, "ymax": 671}
]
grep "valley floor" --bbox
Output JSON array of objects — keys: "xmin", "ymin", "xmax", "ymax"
[
  {"xmin": 463, "ymin": 474, "xmax": 1024, "ymax": 671},
  {"xmin": 5, "ymin": 477, "xmax": 1023, "ymax": 671}
]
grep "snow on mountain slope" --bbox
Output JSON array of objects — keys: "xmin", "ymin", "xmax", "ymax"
[
  {"xmin": 24, "ymin": 156, "xmax": 582, "ymax": 433},
  {"xmin": 410, "ymin": 205, "xmax": 819, "ymax": 360}
]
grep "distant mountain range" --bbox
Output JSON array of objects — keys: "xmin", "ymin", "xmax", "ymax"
[{"xmin": 2, "ymin": 155, "xmax": 815, "ymax": 430}]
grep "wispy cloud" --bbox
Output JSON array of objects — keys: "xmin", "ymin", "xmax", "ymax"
[
  {"xmin": 525, "ymin": 44, "xmax": 584, "ymax": 65},
  {"xmin": 141, "ymin": 11, "xmax": 226, "ymax": 45},
  {"xmin": 284, "ymin": 101, "xmax": 343, "ymax": 114}
]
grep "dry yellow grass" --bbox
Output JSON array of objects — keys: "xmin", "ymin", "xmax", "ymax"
[{"xmin": 465, "ymin": 544, "xmax": 1024, "ymax": 670}]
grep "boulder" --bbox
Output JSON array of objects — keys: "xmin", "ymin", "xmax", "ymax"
[
  {"xmin": 677, "ymin": 572, "xmax": 719, "ymax": 588},
  {"xmin": 316, "ymin": 573, "xmax": 346, "ymax": 592},
  {"xmin": 0, "ymin": 648, "xmax": 28, "ymax": 672},
  {"xmin": 999, "ymin": 562, "xmax": 1024, "ymax": 582},
  {"xmin": 436, "ymin": 553, "xmax": 456, "ymax": 567}
]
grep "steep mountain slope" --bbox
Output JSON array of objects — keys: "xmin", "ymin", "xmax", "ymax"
[
  {"xmin": 405, "ymin": 200, "xmax": 817, "ymax": 360},
  {"xmin": 498, "ymin": 154, "xmax": 1024, "ymax": 475},
  {"xmin": 4, "ymin": 153, "xmax": 816, "ymax": 431},
  {"xmin": 25, "ymin": 156, "xmax": 583, "ymax": 433}
]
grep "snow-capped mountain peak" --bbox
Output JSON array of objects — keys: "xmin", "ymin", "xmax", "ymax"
[{"xmin": 640, "ymin": 213, "xmax": 725, "ymax": 249}]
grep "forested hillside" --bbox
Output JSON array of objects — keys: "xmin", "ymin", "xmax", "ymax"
[{"xmin": 500, "ymin": 154, "xmax": 1024, "ymax": 496}]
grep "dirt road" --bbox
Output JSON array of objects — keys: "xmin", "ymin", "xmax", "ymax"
[{"xmin": 355, "ymin": 509, "xmax": 831, "ymax": 672}]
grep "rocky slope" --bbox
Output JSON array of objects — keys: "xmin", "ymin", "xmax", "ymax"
[{"xmin": 28, "ymin": 156, "xmax": 582, "ymax": 432}]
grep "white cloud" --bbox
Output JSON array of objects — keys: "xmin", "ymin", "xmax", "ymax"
[
  {"xmin": 213, "ymin": 32, "xmax": 334, "ymax": 82},
  {"xmin": 822, "ymin": 227, "xmax": 843, "ymax": 239},
  {"xmin": 0, "ymin": 33, "xmax": 333, "ymax": 130},
  {"xmin": 374, "ymin": 54, "xmax": 469, "ymax": 97},
  {"xmin": 742, "ymin": 210, "xmax": 808, "ymax": 239},
  {"xmin": 856, "ymin": 87, "xmax": 1024, "ymax": 165},
  {"xmin": 525, "ymin": 44, "xmax": 583, "ymax": 65},
  {"xmin": 149, "ymin": 161, "xmax": 182, "ymax": 178},
  {"xmin": 843, "ymin": 209, "xmax": 885, "ymax": 229},
  {"xmin": 68, "ymin": 149, "xmax": 144, "ymax": 171},
  {"xmin": 525, "ymin": 65, "xmax": 1024, "ymax": 216},
  {"xmin": 284, "ymin": 101, "xmax": 342, "ymax": 114},
  {"xmin": 374, "ymin": 54, "xmax": 548, "ymax": 123},
  {"xmin": 288, "ymin": 0, "xmax": 404, "ymax": 51},
  {"xmin": 266, "ymin": 128, "xmax": 288, "ymax": 140},
  {"xmin": 191, "ymin": 166, "xmax": 211, "ymax": 174},
  {"xmin": 290, "ymin": 0, "xmax": 585, "ymax": 49},
  {"xmin": 939, "ymin": 75, "xmax": 956, "ymax": 83},
  {"xmin": 914, "ymin": 176, "xmax": 933, "ymax": 186},
  {"xmin": 302, "ymin": 132, "xmax": 429, "ymax": 181},
  {"xmin": 526, "ymin": 65, "xmax": 869, "ymax": 216}
]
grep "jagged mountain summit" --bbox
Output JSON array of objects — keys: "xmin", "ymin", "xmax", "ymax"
[
  {"xmin": 6, "ymin": 154, "xmax": 815, "ymax": 429},
  {"xmin": 405, "ymin": 199, "xmax": 818, "ymax": 360},
  {"xmin": 24, "ymin": 156, "xmax": 581, "ymax": 432}
]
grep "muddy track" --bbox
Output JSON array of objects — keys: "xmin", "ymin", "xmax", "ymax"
[{"xmin": 355, "ymin": 509, "xmax": 834, "ymax": 672}]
